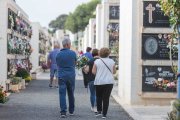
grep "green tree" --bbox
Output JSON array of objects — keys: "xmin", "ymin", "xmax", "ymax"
[
  {"xmin": 159, "ymin": 0, "xmax": 180, "ymax": 120},
  {"xmin": 49, "ymin": 14, "xmax": 68, "ymax": 31},
  {"xmin": 65, "ymin": 13, "xmax": 78, "ymax": 33},
  {"xmin": 159, "ymin": 0, "xmax": 180, "ymax": 67},
  {"xmin": 65, "ymin": 0, "xmax": 100, "ymax": 33},
  {"xmin": 159, "ymin": 0, "xmax": 180, "ymax": 37}
]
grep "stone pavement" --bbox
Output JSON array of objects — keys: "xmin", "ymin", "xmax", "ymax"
[
  {"xmin": 0, "ymin": 71, "xmax": 133, "ymax": 120},
  {"xmin": 112, "ymin": 86, "xmax": 170, "ymax": 120}
]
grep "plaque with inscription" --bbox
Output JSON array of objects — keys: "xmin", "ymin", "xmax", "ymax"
[
  {"xmin": 109, "ymin": 6, "xmax": 119, "ymax": 20},
  {"xmin": 143, "ymin": 1, "xmax": 170, "ymax": 27},
  {"xmin": 142, "ymin": 66, "xmax": 176, "ymax": 92},
  {"xmin": 142, "ymin": 33, "xmax": 178, "ymax": 60}
]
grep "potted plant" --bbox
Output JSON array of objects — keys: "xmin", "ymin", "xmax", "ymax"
[
  {"xmin": 41, "ymin": 62, "xmax": 48, "ymax": 72},
  {"xmin": 10, "ymin": 77, "xmax": 21, "ymax": 92},
  {"xmin": 25, "ymin": 76, "xmax": 32, "ymax": 85},
  {"xmin": 17, "ymin": 77, "xmax": 22, "ymax": 90},
  {"xmin": 0, "ymin": 85, "xmax": 8, "ymax": 103},
  {"xmin": 15, "ymin": 68, "xmax": 30, "ymax": 87},
  {"xmin": 15, "ymin": 67, "xmax": 30, "ymax": 79}
]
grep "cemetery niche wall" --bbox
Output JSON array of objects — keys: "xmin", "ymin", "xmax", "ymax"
[
  {"xmin": 108, "ymin": 5, "xmax": 119, "ymax": 65},
  {"xmin": 141, "ymin": 1, "xmax": 176, "ymax": 94},
  {"xmin": 38, "ymin": 31, "xmax": 47, "ymax": 66},
  {"xmin": 7, "ymin": 8, "xmax": 32, "ymax": 78},
  {"xmin": 108, "ymin": 23, "xmax": 119, "ymax": 53},
  {"xmin": 118, "ymin": 0, "xmax": 176, "ymax": 105}
]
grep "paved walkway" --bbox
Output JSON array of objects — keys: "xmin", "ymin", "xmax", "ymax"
[
  {"xmin": 112, "ymin": 84, "xmax": 170, "ymax": 120},
  {"xmin": 0, "ymin": 72, "xmax": 133, "ymax": 120}
]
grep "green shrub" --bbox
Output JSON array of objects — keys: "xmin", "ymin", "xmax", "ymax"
[
  {"xmin": 15, "ymin": 68, "xmax": 29, "ymax": 79},
  {"xmin": 11, "ymin": 77, "xmax": 21, "ymax": 85},
  {"xmin": 167, "ymin": 99, "xmax": 180, "ymax": 120},
  {"xmin": 25, "ymin": 76, "xmax": 32, "ymax": 83}
]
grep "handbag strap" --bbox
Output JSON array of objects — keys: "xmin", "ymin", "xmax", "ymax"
[{"xmin": 100, "ymin": 59, "xmax": 112, "ymax": 73}]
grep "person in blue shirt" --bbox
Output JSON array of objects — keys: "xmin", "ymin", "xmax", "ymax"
[
  {"xmin": 83, "ymin": 47, "xmax": 93, "ymax": 60},
  {"xmin": 82, "ymin": 47, "xmax": 93, "ymax": 88},
  {"xmin": 47, "ymin": 43, "xmax": 60, "ymax": 88},
  {"xmin": 56, "ymin": 37, "xmax": 77, "ymax": 118}
]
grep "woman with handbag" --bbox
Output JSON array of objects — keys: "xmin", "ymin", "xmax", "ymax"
[{"xmin": 92, "ymin": 47, "xmax": 116, "ymax": 119}]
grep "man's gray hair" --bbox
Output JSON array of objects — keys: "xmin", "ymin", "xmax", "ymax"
[{"xmin": 62, "ymin": 37, "xmax": 71, "ymax": 46}]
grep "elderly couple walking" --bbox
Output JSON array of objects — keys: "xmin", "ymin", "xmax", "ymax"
[{"xmin": 48, "ymin": 38, "xmax": 116, "ymax": 119}]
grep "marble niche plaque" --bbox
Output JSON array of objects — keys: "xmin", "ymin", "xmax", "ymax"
[
  {"xmin": 143, "ymin": 1, "xmax": 170, "ymax": 27},
  {"xmin": 109, "ymin": 6, "xmax": 119, "ymax": 20},
  {"xmin": 142, "ymin": 66, "xmax": 176, "ymax": 92},
  {"xmin": 142, "ymin": 33, "xmax": 178, "ymax": 60}
]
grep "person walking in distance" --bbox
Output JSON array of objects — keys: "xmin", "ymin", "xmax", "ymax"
[
  {"xmin": 86, "ymin": 49, "xmax": 99, "ymax": 113},
  {"xmin": 56, "ymin": 37, "xmax": 77, "ymax": 118},
  {"xmin": 92, "ymin": 47, "xmax": 116, "ymax": 119},
  {"xmin": 47, "ymin": 43, "xmax": 60, "ymax": 88},
  {"xmin": 82, "ymin": 47, "xmax": 93, "ymax": 88}
]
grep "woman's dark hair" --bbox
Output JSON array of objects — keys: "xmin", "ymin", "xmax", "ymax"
[
  {"xmin": 92, "ymin": 49, "xmax": 99, "ymax": 57},
  {"xmin": 86, "ymin": 47, "xmax": 92, "ymax": 52}
]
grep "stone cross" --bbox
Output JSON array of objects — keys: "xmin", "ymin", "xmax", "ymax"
[
  {"xmin": 146, "ymin": 4, "xmax": 155, "ymax": 24},
  {"xmin": 111, "ymin": 7, "xmax": 116, "ymax": 17}
]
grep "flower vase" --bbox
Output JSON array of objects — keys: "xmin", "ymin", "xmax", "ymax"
[
  {"xmin": 31, "ymin": 73, "xmax": 36, "ymax": 80},
  {"xmin": 10, "ymin": 84, "xmax": 19, "ymax": 93},
  {"xmin": 18, "ymin": 83, "xmax": 22, "ymax": 90},
  {"xmin": 21, "ymin": 79, "xmax": 26, "ymax": 89}
]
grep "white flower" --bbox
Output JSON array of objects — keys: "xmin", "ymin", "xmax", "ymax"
[
  {"xmin": 170, "ymin": 82, "xmax": 175, "ymax": 87},
  {"xmin": 167, "ymin": 83, "xmax": 171, "ymax": 87},
  {"xmin": 158, "ymin": 78, "xmax": 163, "ymax": 82}
]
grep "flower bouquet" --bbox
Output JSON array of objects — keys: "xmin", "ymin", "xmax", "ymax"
[
  {"xmin": 76, "ymin": 56, "xmax": 89, "ymax": 69},
  {"xmin": 153, "ymin": 78, "xmax": 176, "ymax": 91},
  {"xmin": 41, "ymin": 62, "xmax": 48, "ymax": 72},
  {"xmin": 0, "ymin": 85, "xmax": 8, "ymax": 103}
]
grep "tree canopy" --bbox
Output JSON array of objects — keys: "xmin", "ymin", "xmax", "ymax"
[
  {"xmin": 48, "ymin": 0, "xmax": 100, "ymax": 33},
  {"xmin": 49, "ymin": 14, "xmax": 68, "ymax": 30},
  {"xmin": 65, "ymin": 0, "xmax": 100, "ymax": 33}
]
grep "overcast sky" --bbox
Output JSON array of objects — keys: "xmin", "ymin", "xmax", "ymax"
[{"xmin": 16, "ymin": 0, "xmax": 90, "ymax": 28}]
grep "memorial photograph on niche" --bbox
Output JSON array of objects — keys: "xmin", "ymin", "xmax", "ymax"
[
  {"xmin": 143, "ymin": 1, "xmax": 170, "ymax": 27},
  {"xmin": 142, "ymin": 33, "xmax": 178, "ymax": 60},
  {"xmin": 109, "ymin": 6, "xmax": 119, "ymax": 20},
  {"xmin": 142, "ymin": 66, "xmax": 176, "ymax": 92}
]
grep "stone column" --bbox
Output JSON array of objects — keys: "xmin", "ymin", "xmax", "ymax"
[
  {"xmin": 83, "ymin": 26, "xmax": 89, "ymax": 52},
  {"xmin": 118, "ymin": 0, "xmax": 141, "ymax": 105},
  {"xmin": 0, "ymin": 0, "xmax": 8, "ymax": 87},
  {"xmin": 30, "ymin": 22, "xmax": 41, "ymax": 72},
  {"xmin": 96, "ymin": 4, "xmax": 102, "ymax": 49},
  {"xmin": 101, "ymin": 2, "xmax": 109, "ymax": 48},
  {"xmin": 89, "ymin": 18, "xmax": 96, "ymax": 48}
]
